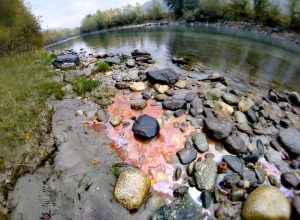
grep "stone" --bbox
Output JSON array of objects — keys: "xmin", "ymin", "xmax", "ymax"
[
  {"xmin": 222, "ymin": 173, "xmax": 241, "ymax": 189},
  {"xmin": 151, "ymin": 194, "xmax": 203, "ymax": 220},
  {"xmin": 280, "ymin": 119, "xmax": 290, "ymax": 128},
  {"xmin": 184, "ymin": 92, "xmax": 196, "ymax": 102},
  {"xmin": 105, "ymin": 56, "xmax": 121, "ymax": 65},
  {"xmin": 216, "ymin": 101, "xmax": 234, "ymax": 115},
  {"xmin": 130, "ymin": 82, "xmax": 146, "ymax": 92},
  {"xmin": 130, "ymin": 99, "xmax": 147, "ymax": 109},
  {"xmin": 174, "ymin": 80, "xmax": 187, "ymax": 89},
  {"xmin": 292, "ymin": 196, "xmax": 300, "ymax": 217},
  {"xmin": 60, "ymin": 62, "xmax": 76, "ymax": 70},
  {"xmin": 242, "ymin": 185, "xmax": 291, "ymax": 220},
  {"xmin": 223, "ymin": 155, "xmax": 244, "ymax": 173},
  {"xmin": 223, "ymin": 93, "xmax": 239, "ymax": 105},
  {"xmin": 281, "ymin": 172, "xmax": 300, "ymax": 189},
  {"xmin": 191, "ymin": 131, "xmax": 209, "ymax": 153},
  {"xmin": 288, "ymin": 91, "xmax": 300, "ymax": 106},
  {"xmin": 126, "ymin": 59, "xmax": 136, "ymax": 68},
  {"xmin": 256, "ymin": 139, "xmax": 264, "ymax": 155},
  {"xmin": 131, "ymin": 49, "xmax": 150, "ymax": 57},
  {"xmin": 115, "ymin": 82, "xmax": 130, "ymax": 89},
  {"xmin": 177, "ymin": 148, "xmax": 197, "ymax": 164},
  {"xmin": 224, "ymin": 134, "xmax": 247, "ymax": 155},
  {"xmin": 279, "ymin": 127, "xmax": 300, "ymax": 156},
  {"xmin": 162, "ymin": 99, "xmax": 186, "ymax": 110},
  {"xmin": 52, "ymin": 54, "xmax": 79, "ymax": 68},
  {"xmin": 204, "ymin": 117, "xmax": 234, "ymax": 140},
  {"xmin": 238, "ymin": 98, "xmax": 254, "ymax": 112},
  {"xmin": 241, "ymin": 170, "xmax": 257, "ymax": 185},
  {"xmin": 234, "ymin": 111, "xmax": 252, "ymax": 133},
  {"xmin": 147, "ymin": 68, "xmax": 180, "ymax": 85},
  {"xmin": 156, "ymin": 94, "xmax": 169, "ymax": 101},
  {"xmin": 246, "ymin": 107, "xmax": 257, "ymax": 124},
  {"xmin": 254, "ymin": 167, "xmax": 265, "ymax": 184},
  {"xmin": 132, "ymin": 114, "xmax": 160, "ymax": 140},
  {"xmin": 174, "ymin": 109, "xmax": 185, "ymax": 117},
  {"xmin": 110, "ymin": 116, "xmax": 122, "ymax": 127},
  {"xmin": 154, "ymin": 84, "xmax": 169, "ymax": 94},
  {"xmin": 142, "ymin": 88, "xmax": 156, "ymax": 99},
  {"xmin": 114, "ymin": 169, "xmax": 150, "ymax": 210},
  {"xmin": 194, "ymin": 158, "xmax": 217, "ymax": 190},
  {"xmin": 230, "ymin": 188, "xmax": 245, "ymax": 201},
  {"xmin": 123, "ymin": 69, "xmax": 139, "ymax": 81}
]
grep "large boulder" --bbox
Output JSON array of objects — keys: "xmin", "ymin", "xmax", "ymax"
[
  {"xmin": 279, "ymin": 127, "xmax": 300, "ymax": 156},
  {"xmin": 204, "ymin": 117, "xmax": 233, "ymax": 140},
  {"xmin": 242, "ymin": 185, "xmax": 291, "ymax": 220},
  {"xmin": 147, "ymin": 68, "xmax": 180, "ymax": 85},
  {"xmin": 193, "ymin": 158, "xmax": 217, "ymax": 191},
  {"xmin": 52, "ymin": 54, "xmax": 79, "ymax": 68},
  {"xmin": 132, "ymin": 114, "xmax": 160, "ymax": 140},
  {"xmin": 114, "ymin": 169, "xmax": 151, "ymax": 210}
]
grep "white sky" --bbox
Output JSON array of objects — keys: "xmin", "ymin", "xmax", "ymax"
[{"xmin": 26, "ymin": 0, "xmax": 148, "ymax": 29}]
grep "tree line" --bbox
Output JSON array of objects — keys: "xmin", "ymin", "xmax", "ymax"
[
  {"xmin": 0, "ymin": 0, "xmax": 43, "ymax": 56},
  {"xmin": 80, "ymin": 0, "xmax": 300, "ymax": 34}
]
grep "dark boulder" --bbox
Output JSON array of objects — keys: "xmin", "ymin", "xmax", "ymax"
[
  {"xmin": 147, "ymin": 68, "xmax": 180, "ymax": 85},
  {"xmin": 132, "ymin": 114, "xmax": 160, "ymax": 140},
  {"xmin": 52, "ymin": 54, "xmax": 79, "ymax": 68},
  {"xmin": 281, "ymin": 172, "xmax": 300, "ymax": 189}
]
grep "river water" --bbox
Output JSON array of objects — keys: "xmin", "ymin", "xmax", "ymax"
[{"xmin": 49, "ymin": 24, "xmax": 300, "ymax": 93}]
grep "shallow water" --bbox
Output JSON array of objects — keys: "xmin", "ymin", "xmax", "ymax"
[{"xmin": 49, "ymin": 24, "xmax": 300, "ymax": 92}]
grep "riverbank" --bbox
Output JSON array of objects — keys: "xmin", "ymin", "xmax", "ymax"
[
  {"xmin": 0, "ymin": 51, "xmax": 64, "ymax": 217},
  {"xmin": 6, "ymin": 46, "xmax": 300, "ymax": 219}
]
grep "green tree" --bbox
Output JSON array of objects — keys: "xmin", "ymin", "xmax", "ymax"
[
  {"xmin": 288, "ymin": 0, "xmax": 300, "ymax": 28},
  {"xmin": 225, "ymin": 0, "xmax": 250, "ymax": 20},
  {"xmin": 146, "ymin": 0, "xmax": 164, "ymax": 20},
  {"xmin": 253, "ymin": 0, "xmax": 269, "ymax": 21},
  {"xmin": 164, "ymin": 0, "xmax": 184, "ymax": 18}
]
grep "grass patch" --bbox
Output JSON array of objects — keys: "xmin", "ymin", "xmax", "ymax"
[
  {"xmin": 0, "ymin": 50, "xmax": 63, "ymax": 166},
  {"xmin": 95, "ymin": 61, "xmax": 110, "ymax": 72},
  {"xmin": 70, "ymin": 76, "xmax": 100, "ymax": 96}
]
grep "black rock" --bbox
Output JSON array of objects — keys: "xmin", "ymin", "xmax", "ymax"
[
  {"xmin": 279, "ymin": 127, "xmax": 300, "ymax": 156},
  {"xmin": 132, "ymin": 114, "xmax": 160, "ymax": 140},
  {"xmin": 223, "ymin": 155, "xmax": 244, "ymax": 173},
  {"xmin": 280, "ymin": 119, "xmax": 290, "ymax": 128},
  {"xmin": 52, "ymin": 54, "xmax": 79, "ymax": 67},
  {"xmin": 288, "ymin": 91, "xmax": 300, "ymax": 106},
  {"xmin": 242, "ymin": 151, "xmax": 259, "ymax": 164},
  {"xmin": 256, "ymin": 139, "xmax": 264, "ymax": 155},
  {"xmin": 147, "ymin": 68, "xmax": 180, "ymax": 85},
  {"xmin": 281, "ymin": 172, "xmax": 300, "ymax": 189},
  {"xmin": 246, "ymin": 107, "xmax": 257, "ymax": 124},
  {"xmin": 270, "ymin": 139, "xmax": 282, "ymax": 151},
  {"xmin": 224, "ymin": 134, "xmax": 247, "ymax": 155},
  {"xmin": 204, "ymin": 117, "xmax": 234, "ymax": 140},
  {"xmin": 177, "ymin": 148, "xmax": 197, "ymax": 164},
  {"xmin": 162, "ymin": 99, "xmax": 186, "ymax": 110}
]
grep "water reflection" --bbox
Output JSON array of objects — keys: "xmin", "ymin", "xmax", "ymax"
[{"xmin": 49, "ymin": 25, "xmax": 300, "ymax": 92}]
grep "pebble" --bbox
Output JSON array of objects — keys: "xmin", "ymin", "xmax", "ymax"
[
  {"xmin": 281, "ymin": 172, "xmax": 300, "ymax": 189},
  {"xmin": 223, "ymin": 155, "xmax": 244, "ymax": 173},
  {"xmin": 174, "ymin": 167, "xmax": 182, "ymax": 181},
  {"xmin": 177, "ymin": 148, "xmax": 197, "ymax": 164}
]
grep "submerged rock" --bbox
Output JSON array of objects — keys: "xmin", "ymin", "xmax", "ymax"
[
  {"xmin": 132, "ymin": 114, "xmax": 160, "ymax": 140},
  {"xmin": 279, "ymin": 127, "xmax": 300, "ymax": 156},
  {"xmin": 151, "ymin": 193, "xmax": 203, "ymax": 220},
  {"xmin": 204, "ymin": 117, "xmax": 233, "ymax": 140},
  {"xmin": 147, "ymin": 68, "xmax": 180, "ymax": 85},
  {"xmin": 194, "ymin": 158, "xmax": 217, "ymax": 190},
  {"xmin": 114, "ymin": 169, "xmax": 150, "ymax": 210},
  {"xmin": 242, "ymin": 185, "xmax": 291, "ymax": 220}
]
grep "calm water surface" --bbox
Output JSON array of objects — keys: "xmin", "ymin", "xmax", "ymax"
[{"xmin": 49, "ymin": 25, "xmax": 300, "ymax": 92}]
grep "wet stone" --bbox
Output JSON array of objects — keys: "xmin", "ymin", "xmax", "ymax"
[
  {"xmin": 132, "ymin": 114, "xmax": 160, "ymax": 140},
  {"xmin": 204, "ymin": 117, "xmax": 234, "ymax": 140},
  {"xmin": 194, "ymin": 158, "xmax": 217, "ymax": 190},
  {"xmin": 223, "ymin": 155, "xmax": 244, "ymax": 173},
  {"xmin": 162, "ymin": 99, "xmax": 186, "ymax": 110},
  {"xmin": 242, "ymin": 185, "xmax": 291, "ymax": 220},
  {"xmin": 177, "ymin": 148, "xmax": 197, "ymax": 164},
  {"xmin": 246, "ymin": 107, "xmax": 257, "ymax": 124},
  {"xmin": 191, "ymin": 131, "xmax": 209, "ymax": 153},
  {"xmin": 281, "ymin": 172, "xmax": 300, "ymax": 189},
  {"xmin": 256, "ymin": 139, "xmax": 264, "ymax": 155},
  {"xmin": 279, "ymin": 127, "xmax": 300, "ymax": 156},
  {"xmin": 224, "ymin": 134, "xmax": 247, "ymax": 155}
]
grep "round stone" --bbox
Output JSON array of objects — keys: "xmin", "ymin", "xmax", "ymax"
[{"xmin": 132, "ymin": 114, "xmax": 160, "ymax": 140}]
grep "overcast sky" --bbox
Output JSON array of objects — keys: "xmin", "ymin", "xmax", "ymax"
[{"xmin": 26, "ymin": 0, "xmax": 148, "ymax": 29}]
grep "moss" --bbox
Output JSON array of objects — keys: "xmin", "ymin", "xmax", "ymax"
[
  {"xmin": 91, "ymin": 81, "xmax": 116, "ymax": 107},
  {"xmin": 95, "ymin": 61, "xmax": 110, "ymax": 72},
  {"xmin": 70, "ymin": 76, "xmax": 100, "ymax": 96}
]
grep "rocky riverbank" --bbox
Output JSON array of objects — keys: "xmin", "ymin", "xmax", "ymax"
[{"xmin": 6, "ymin": 47, "xmax": 300, "ymax": 219}]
